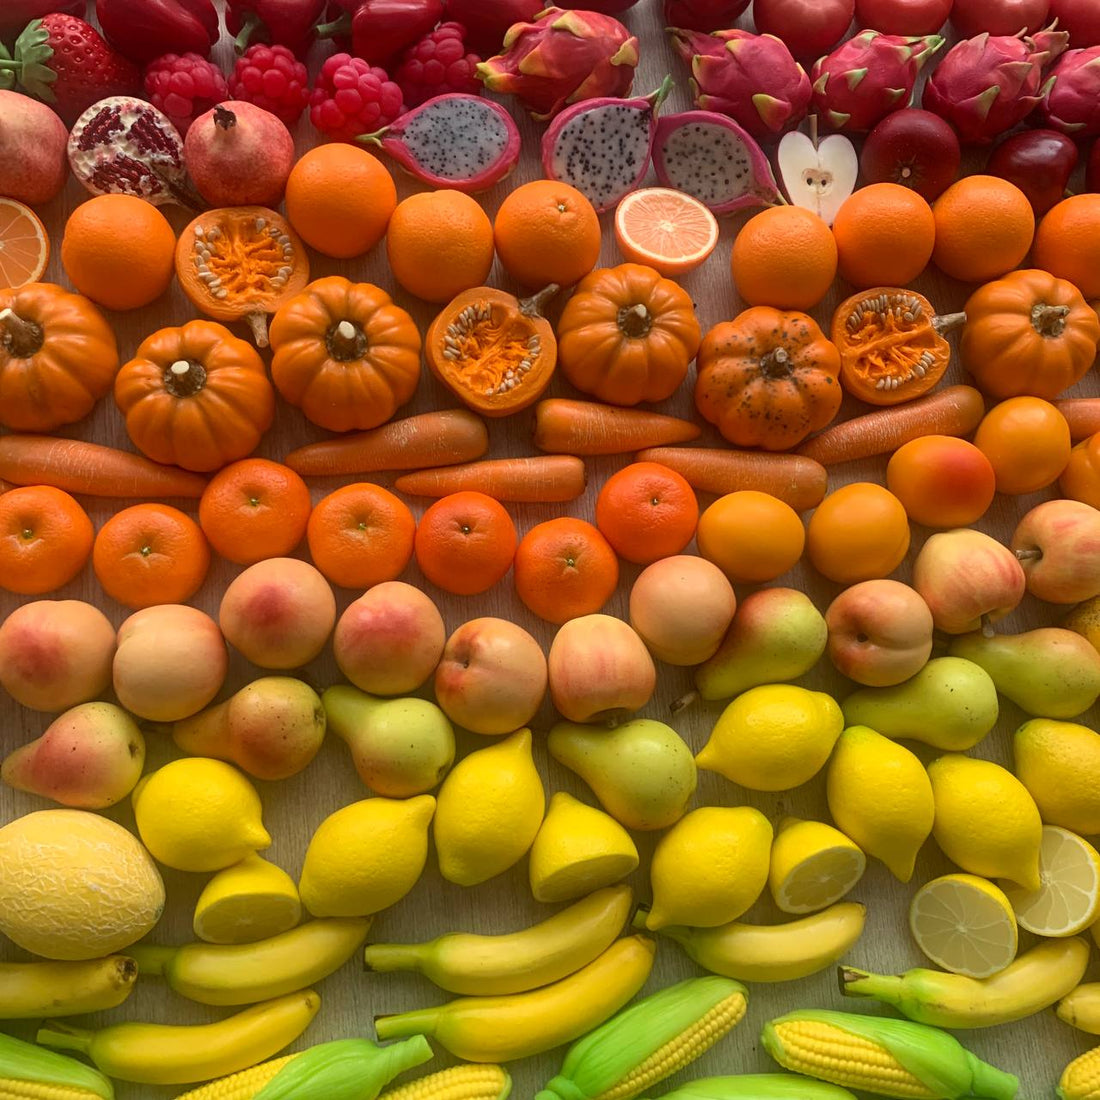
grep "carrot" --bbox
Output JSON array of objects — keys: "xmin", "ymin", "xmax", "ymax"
[
  {"xmin": 796, "ymin": 385, "xmax": 986, "ymax": 466},
  {"xmin": 0, "ymin": 435, "xmax": 207, "ymax": 498},
  {"xmin": 636, "ymin": 447, "xmax": 827, "ymax": 512},
  {"xmin": 285, "ymin": 410, "xmax": 489, "ymax": 476},
  {"xmin": 395, "ymin": 456, "xmax": 587, "ymax": 503},
  {"xmin": 534, "ymin": 399, "xmax": 702, "ymax": 455},
  {"xmin": 1055, "ymin": 398, "xmax": 1100, "ymax": 442}
]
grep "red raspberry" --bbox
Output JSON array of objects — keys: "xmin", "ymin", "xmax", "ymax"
[
  {"xmin": 143, "ymin": 53, "xmax": 228, "ymax": 135},
  {"xmin": 228, "ymin": 44, "xmax": 311, "ymax": 126},
  {"xmin": 310, "ymin": 53, "xmax": 405, "ymax": 142},
  {"xmin": 394, "ymin": 22, "xmax": 482, "ymax": 107}
]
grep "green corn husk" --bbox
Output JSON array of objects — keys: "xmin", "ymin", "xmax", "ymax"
[
  {"xmin": 761, "ymin": 1010, "xmax": 1017, "ymax": 1100},
  {"xmin": 535, "ymin": 976, "xmax": 748, "ymax": 1100},
  {"xmin": 0, "ymin": 1030, "xmax": 115, "ymax": 1098},
  {"xmin": 639, "ymin": 1075, "xmax": 857, "ymax": 1100}
]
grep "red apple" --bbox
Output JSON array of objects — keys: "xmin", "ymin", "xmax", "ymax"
[
  {"xmin": 855, "ymin": 0, "xmax": 951, "ymax": 33},
  {"xmin": 951, "ymin": 0, "xmax": 1050, "ymax": 36},
  {"xmin": 1012, "ymin": 499, "xmax": 1100, "ymax": 604},
  {"xmin": 987, "ymin": 130, "xmax": 1078, "ymax": 216},
  {"xmin": 1049, "ymin": 0, "xmax": 1100, "ymax": 45},
  {"xmin": 861, "ymin": 109, "xmax": 961, "ymax": 201},
  {"xmin": 753, "ymin": 0, "xmax": 855, "ymax": 58}
]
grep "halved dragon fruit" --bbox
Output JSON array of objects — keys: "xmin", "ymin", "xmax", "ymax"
[
  {"xmin": 1040, "ymin": 45, "xmax": 1100, "ymax": 136},
  {"xmin": 541, "ymin": 77, "xmax": 671, "ymax": 213},
  {"xmin": 651, "ymin": 110, "xmax": 778, "ymax": 216},
  {"xmin": 67, "ymin": 95, "xmax": 200, "ymax": 207},
  {"xmin": 359, "ymin": 93, "xmax": 521, "ymax": 193}
]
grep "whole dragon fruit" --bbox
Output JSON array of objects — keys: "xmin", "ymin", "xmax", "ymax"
[
  {"xmin": 811, "ymin": 30, "xmax": 943, "ymax": 132},
  {"xmin": 477, "ymin": 7, "xmax": 640, "ymax": 120},
  {"xmin": 670, "ymin": 28, "xmax": 812, "ymax": 139},
  {"xmin": 923, "ymin": 28, "xmax": 1070, "ymax": 144},
  {"xmin": 1041, "ymin": 45, "xmax": 1100, "ymax": 136}
]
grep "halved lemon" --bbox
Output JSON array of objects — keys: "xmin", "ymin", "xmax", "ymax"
[
  {"xmin": 0, "ymin": 197, "xmax": 48, "ymax": 289},
  {"xmin": 909, "ymin": 873, "xmax": 1018, "ymax": 978},
  {"xmin": 614, "ymin": 187, "xmax": 719, "ymax": 277},
  {"xmin": 768, "ymin": 816, "xmax": 866, "ymax": 915},
  {"xmin": 1001, "ymin": 825, "xmax": 1100, "ymax": 938},
  {"xmin": 193, "ymin": 853, "xmax": 302, "ymax": 945}
]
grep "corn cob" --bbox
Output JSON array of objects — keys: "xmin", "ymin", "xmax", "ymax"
[
  {"xmin": 536, "ymin": 976, "xmax": 748, "ymax": 1100},
  {"xmin": 0, "ymin": 1032, "xmax": 114, "ymax": 1100},
  {"xmin": 761, "ymin": 1010, "xmax": 1018, "ymax": 1100},
  {"xmin": 637, "ymin": 1074, "xmax": 858, "ymax": 1100},
  {"xmin": 377, "ymin": 1064, "xmax": 512, "ymax": 1100},
  {"xmin": 1059, "ymin": 1045, "xmax": 1100, "ymax": 1100},
  {"xmin": 173, "ymin": 1056, "xmax": 298, "ymax": 1099}
]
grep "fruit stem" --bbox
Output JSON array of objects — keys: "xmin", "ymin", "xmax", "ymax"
[
  {"xmin": 669, "ymin": 690, "xmax": 698, "ymax": 714},
  {"xmin": 246, "ymin": 311, "xmax": 271, "ymax": 348},
  {"xmin": 233, "ymin": 11, "xmax": 261, "ymax": 53},
  {"xmin": 760, "ymin": 346, "xmax": 793, "ymax": 379},
  {"xmin": 126, "ymin": 944, "xmax": 175, "ymax": 976},
  {"xmin": 0, "ymin": 308, "xmax": 43, "ymax": 356},
  {"xmin": 327, "ymin": 319, "xmax": 367, "ymax": 361},
  {"xmin": 1015, "ymin": 548, "xmax": 1043, "ymax": 562},
  {"xmin": 838, "ymin": 965, "xmax": 899, "ymax": 1001},
  {"xmin": 648, "ymin": 74, "xmax": 674, "ymax": 115},
  {"xmin": 315, "ymin": 11, "xmax": 351, "ymax": 38},
  {"xmin": 630, "ymin": 904, "xmax": 650, "ymax": 930},
  {"xmin": 980, "ymin": 613, "xmax": 996, "ymax": 638},
  {"xmin": 374, "ymin": 1007, "xmax": 440, "ymax": 1041},
  {"xmin": 213, "ymin": 105, "xmax": 237, "ymax": 130},
  {"xmin": 163, "ymin": 359, "xmax": 208, "ymax": 398},
  {"xmin": 521, "ymin": 284, "xmax": 560, "ymax": 319},
  {"xmin": 362, "ymin": 942, "xmax": 427, "ymax": 974},
  {"xmin": 933, "ymin": 312, "xmax": 967, "ymax": 334},
  {"xmin": 1032, "ymin": 302, "xmax": 1071, "ymax": 338},
  {"xmin": 36, "ymin": 1023, "xmax": 95, "ymax": 1055},
  {"xmin": 617, "ymin": 303, "xmax": 652, "ymax": 339}
]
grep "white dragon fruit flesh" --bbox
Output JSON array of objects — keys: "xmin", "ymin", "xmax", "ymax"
[
  {"xmin": 359, "ymin": 93, "xmax": 521, "ymax": 193},
  {"xmin": 651, "ymin": 110, "xmax": 779, "ymax": 215},
  {"xmin": 924, "ymin": 28, "xmax": 1070, "ymax": 144},
  {"xmin": 1041, "ymin": 45, "xmax": 1100, "ymax": 136},
  {"xmin": 670, "ymin": 27, "xmax": 812, "ymax": 139},
  {"xmin": 811, "ymin": 30, "xmax": 944, "ymax": 132}
]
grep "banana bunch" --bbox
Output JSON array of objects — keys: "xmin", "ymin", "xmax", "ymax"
[
  {"xmin": 1058, "ymin": 983, "xmax": 1100, "ymax": 1035},
  {"xmin": 0, "ymin": 956, "xmax": 138, "ymax": 1019}
]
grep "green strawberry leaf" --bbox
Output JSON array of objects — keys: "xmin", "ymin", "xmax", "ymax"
[{"xmin": 12, "ymin": 19, "xmax": 57, "ymax": 103}]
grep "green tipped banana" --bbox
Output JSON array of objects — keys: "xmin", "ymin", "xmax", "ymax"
[{"xmin": 639, "ymin": 1076, "xmax": 856, "ymax": 1100}]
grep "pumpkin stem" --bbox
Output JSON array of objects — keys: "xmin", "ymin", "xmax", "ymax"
[
  {"xmin": 932, "ymin": 311, "xmax": 967, "ymax": 334},
  {"xmin": 0, "ymin": 308, "xmax": 43, "ymax": 357},
  {"xmin": 327, "ymin": 319, "xmax": 368, "ymax": 361},
  {"xmin": 617, "ymin": 303, "xmax": 653, "ymax": 339},
  {"xmin": 245, "ymin": 311, "xmax": 270, "ymax": 348},
  {"xmin": 759, "ymin": 346, "xmax": 793, "ymax": 378},
  {"xmin": 521, "ymin": 284, "xmax": 560, "ymax": 319},
  {"xmin": 163, "ymin": 359, "xmax": 208, "ymax": 398},
  {"xmin": 1032, "ymin": 303, "xmax": 1071, "ymax": 338}
]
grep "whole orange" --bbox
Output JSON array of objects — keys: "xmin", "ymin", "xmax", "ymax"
[
  {"xmin": 886, "ymin": 436, "xmax": 997, "ymax": 528},
  {"xmin": 414, "ymin": 491, "xmax": 517, "ymax": 596},
  {"xmin": 387, "ymin": 190, "xmax": 494, "ymax": 303},
  {"xmin": 832, "ymin": 183, "xmax": 935, "ymax": 289},
  {"xmin": 595, "ymin": 461, "xmax": 699, "ymax": 565},
  {"xmin": 494, "ymin": 180, "xmax": 602, "ymax": 289},
  {"xmin": 0, "ymin": 486, "xmax": 93, "ymax": 595},
  {"xmin": 807, "ymin": 482, "xmax": 910, "ymax": 585},
  {"xmin": 695, "ymin": 490, "xmax": 805, "ymax": 584},
  {"xmin": 61, "ymin": 195, "xmax": 176, "ymax": 311},
  {"xmin": 972, "ymin": 396, "xmax": 1072, "ymax": 495},
  {"xmin": 731, "ymin": 206, "xmax": 837, "ymax": 310},
  {"xmin": 285, "ymin": 144, "xmax": 397, "ymax": 260},
  {"xmin": 1033, "ymin": 195, "xmax": 1100, "ymax": 300},
  {"xmin": 931, "ymin": 175, "xmax": 1034, "ymax": 283}
]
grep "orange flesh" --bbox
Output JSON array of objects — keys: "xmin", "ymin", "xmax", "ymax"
[
  {"xmin": 186, "ymin": 216, "xmax": 296, "ymax": 312},
  {"xmin": 440, "ymin": 297, "xmax": 545, "ymax": 401},
  {"xmin": 0, "ymin": 200, "xmax": 48, "ymax": 289}
]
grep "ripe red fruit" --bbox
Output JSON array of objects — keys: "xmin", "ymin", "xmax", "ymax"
[
  {"xmin": 144, "ymin": 52, "xmax": 228, "ymax": 135},
  {"xmin": 950, "ymin": 0, "xmax": 1050, "ymax": 37},
  {"xmin": 861, "ymin": 108, "xmax": 961, "ymax": 201},
  {"xmin": 855, "ymin": 0, "xmax": 951, "ymax": 33},
  {"xmin": 754, "ymin": 0, "xmax": 856, "ymax": 58},
  {"xmin": 229, "ymin": 44, "xmax": 311, "ymax": 125},
  {"xmin": 987, "ymin": 129, "xmax": 1078, "ymax": 216},
  {"xmin": 1049, "ymin": 0, "xmax": 1100, "ymax": 45}
]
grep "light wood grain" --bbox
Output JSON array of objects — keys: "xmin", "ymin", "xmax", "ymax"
[{"xmin": 1, "ymin": 3, "xmax": 1098, "ymax": 1097}]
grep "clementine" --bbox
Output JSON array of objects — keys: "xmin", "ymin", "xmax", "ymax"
[
  {"xmin": 0, "ymin": 486, "xmax": 93, "ymax": 594},
  {"xmin": 595, "ymin": 461, "xmax": 699, "ymax": 565},
  {"xmin": 414, "ymin": 491, "xmax": 516, "ymax": 595}
]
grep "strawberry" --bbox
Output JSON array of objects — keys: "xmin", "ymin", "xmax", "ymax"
[{"xmin": 8, "ymin": 14, "xmax": 141, "ymax": 123}]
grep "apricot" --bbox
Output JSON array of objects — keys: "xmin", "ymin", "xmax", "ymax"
[
  {"xmin": 886, "ymin": 435, "xmax": 996, "ymax": 527},
  {"xmin": 973, "ymin": 397, "xmax": 1072, "ymax": 495},
  {"xmin": 807, "ymin": 483, "xmax": 911, "ymax": 585},
  {"xmin": 695, "ymin": 491, "xmax": 805, "ymax": 584}
]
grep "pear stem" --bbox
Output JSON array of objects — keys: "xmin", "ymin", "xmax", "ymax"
[
  {"xmin": 669, "ymin": 690, "xmax": 698, "ymax": 714},
  {"xmin": 1015, "ymin": 548, "xmax": 1043, "ymax": 562},
  {"xmin": 980, "ymin": 613, "xmax": 996, "ymax": 638}
]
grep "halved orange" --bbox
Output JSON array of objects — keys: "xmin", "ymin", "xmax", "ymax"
[
  {"xmin": 0, "ymin": 198, "xmax": 48, "ymax": 289},
  {"xmin": 614, "ymin": 188, "xmax": 719, "ymax": 277}
]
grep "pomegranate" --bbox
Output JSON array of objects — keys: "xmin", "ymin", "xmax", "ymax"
[
  {"xmin": 0, "ymin": 90, "xmax": 69, "ymax": 204},
  {"xmin": 753, "ymin": 0, "xmax": 856, "ymax": 57}
]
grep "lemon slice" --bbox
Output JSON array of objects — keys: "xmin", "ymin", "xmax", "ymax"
[
  {"xmin": 1001, "ymin": 825, "xmax": 1100, "ymax": 938},
  {"xmin": 769, "ymin": 817, "xmax": 867, "ymax": 915},
  {"xmin": 193, "ymin": 854, "xmax": 302, "ymax": 944},
  {"xmin": 909, "ymin": 873, "xmax": 1018, "ymax": 978}
]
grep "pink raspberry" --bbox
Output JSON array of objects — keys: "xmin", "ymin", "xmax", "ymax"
[
  {"xmin": 394, "ymin": 22, "xmax": 482, "ymax": 107},
  {"xmin": 310, "ymin": 53, "xmax": 405, "ymax": 141},
  {"xmin": 144, "ymin": 53, "xmax": 228, "ymax": 134},
  {"xmin": 228, "ymin": 44, "xmax": 311, "ymax": 126}
]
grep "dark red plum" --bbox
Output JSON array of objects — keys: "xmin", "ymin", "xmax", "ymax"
[{"xmin": 987, "ymin": 129, "xmax": 1078, "ymax": 216}]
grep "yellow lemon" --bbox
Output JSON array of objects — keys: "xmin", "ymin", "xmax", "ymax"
[
  {"xmin": 646, "ymin": 806, "xmax": 772, "ymax": 930},
  {"xmin": 299, "ymin": 795, "xmax": 435, "ymax": 918},
  {"xmin": 1014, "ymin": 719, "xmax": 1100, "ymax": 836},
  {"xmin": 928, "ymin": 754, "xmax": 1042, "ymax": 892},
  {"xmin": 768, "ymin": 816, "xmax": 866, "ymax": 915},
  {"xmin": 1001, "ymin": 825, "xmax": 1100, "ymax": 937},
  {"xmin": 826, "ymin": 725, "xmax": 934, "ymax": 883},
  {"xmin": 132, "ymin": 757, "xmax": 271, "ymax": 873},
  {"xmin": 696, "ymin": 684, "xmax": 843, "ymax": 792},
  {"xmin": 193, "ymin": 854, "xmax": 302, "ymax": 945},
  {"xmin": 528, "ymin": 792, "xmax": 639, "ymax": 904},
  {"xmin": 909, "ymin": 873, "xmax": 1018, "ymax": 979},
  {"xmin": 434, "ymin": 728, "xmax": 545, "ymax": 887}
]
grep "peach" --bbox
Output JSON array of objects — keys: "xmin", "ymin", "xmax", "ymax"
[
  {"xmin": 548, "ymin": 614, "xmax": 657, "ymax": 724},
  {"xmin": 219, "ymin": 558, "xmax": 336, "ymax": 670},
  {"xmin": 334, "ymin": 582, "xmax": 446, "ymax": 695},
  {"xmin": 113, "ymin": 605, "xmax": 228, "ymax": 722},
  {"xmin": 434, "ymin": 618, "xmax": 547, "ymax": 736},
  {"xmin": 886, "ymin": 435, "xmax": 997, "ymax": 528},
  {"xmin": 629, "ymin": 556, "xmax": 737, "ymax": 666},
  {"xmin": 1012, "ymin": 499, "xmax": 1100, "ymax": 604},
  {"xmin": 0, "ymin": 601, "xmax": 115, "ymax": 712},
  {"xmin": 826, "ymin": 579, "xmax": 934, "ymax": 686}
]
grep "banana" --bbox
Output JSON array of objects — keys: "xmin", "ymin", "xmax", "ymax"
[
  {"xmin": 35, "ymin": 989, "xmax": 321, "ymax": 1085},
  {"xmin": 375, "ymin": 934, "xmax": 656, "ymax": 1063},
  {"xmin": 1057, "ymin": 982, "xmax": 1100, "ymax": 1035},
  {"xmin": 0, "ymin": 955, "xmax": 138, "ymax": 1019},
  {"xmin": 364, "ymin": 884, "xmax": 632, "ymax": 995},
  {"xmin": 841, "ymin": 937, "xmax": 1090, "ymax": 1028},
  {"xmin": 128, "ymin": 918, "xmax": 369, "ymax": 1006},
  {"xmin": 636, "ymin": 902, "xmax": 866, "ymax": 984}
]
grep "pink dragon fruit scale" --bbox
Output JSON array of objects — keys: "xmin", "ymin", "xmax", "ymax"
[
  {"xmin": 670, "ymin": 27, "xmax": 811, "ymax": 139},
  {"xmin": 1041, "ymin": 45, "xmax": 1100, "ymax": 137},
  {"xmin": 811, "ymin": 30, "xmax": 943, "ymax": 132},
  {"xmin": 924, "ymin": 28, "xmax": 1070, "ymax": 144},
  {"xmin": 477, "ymin": 6, "xmax": 640, "ymax": 120}
]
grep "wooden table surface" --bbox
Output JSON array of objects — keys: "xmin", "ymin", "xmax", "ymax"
[{"xmin": 2, "ymin": 2, "xmax": 1098, "ymax": 1097}]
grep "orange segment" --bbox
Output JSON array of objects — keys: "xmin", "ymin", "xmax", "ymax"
[
  {"xmin": 0, "ymin": 199, "xmax": 48, "ymax": 290},
  {"xmin": 615, "ymin": 188, "xmax": 719, "ymax": 277}
]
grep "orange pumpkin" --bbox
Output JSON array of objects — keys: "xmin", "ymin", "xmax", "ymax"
[
  {"xmin": 114, "ymin": 320, "xmax": 275, "ymax": 473},
  {"xmin": 1059, "ymin": 432, "xmax": 1100, "ymax": 509},
  {"xmin": 556, "ymin": 264, "xmax": 702, "ymax": 406},
  {"xmin": 695, "ymin": 307, "xmax": 842, "ymax": 451},
  {"xmin": 0, "ymin": 282, "xmax": 118, "ymax": 432},
  {"xmin": 961, "ymin": 269, "xmax": 1100, "ymax": 401},
  {"xmin": 269, "ymin": 276, "xmax": 422, "ymax": 433}
]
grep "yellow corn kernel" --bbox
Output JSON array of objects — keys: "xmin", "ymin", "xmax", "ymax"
[
  {"xmin": 0, "ymin": 1082, "xmax": 103, "ymax": 1100},
  {"xmin": 768, "ymin": 1021, "xmax": 936, "ymax": 1099},
  {"xmin": 379, "ymin": 1064, "xmax": 512, "ymax": 1100},
  {"xmin": 172, "ymin": 1055, "xmax": 299, "ymax": 1099},
  {"xmin": 593, "ymin": 991, "xmax": 748, "ymax": 1100},
  {"xmin": 1060, "ymin": 1046, "xmax": 1100, "ymax": 1100}
]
